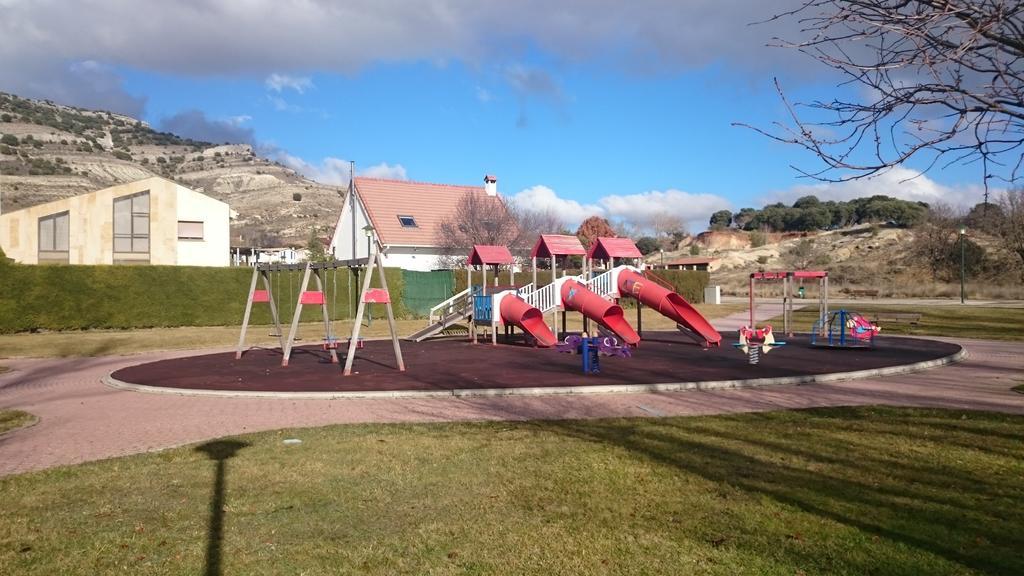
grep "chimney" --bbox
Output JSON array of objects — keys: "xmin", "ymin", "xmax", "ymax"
[{"xmin": 484, "ymin": 174, "xmax": 497, "ymax": 196}]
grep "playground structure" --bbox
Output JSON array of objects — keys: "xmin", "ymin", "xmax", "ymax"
[
  {"xmin": 811, "ymin": 309, "xmax": 880, "ymax": 348},
  {"xmin": 748, "ymin": 270, "xmax": 829, "ymax": 337},
  {"xmin": 410, "ymin": 236, "xmax": 722, "ymax": 349},
  {"xmin": 236, "ymin": 233, "xmax": 405, "ymax": 376}
]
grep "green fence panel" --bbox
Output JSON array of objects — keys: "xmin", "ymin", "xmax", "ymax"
[{"xmin": 401, "ymin": 270, "xmax": 454, "ymax": 317}]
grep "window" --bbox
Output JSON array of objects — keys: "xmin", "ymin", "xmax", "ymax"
[
  {"xmin": 113, "ymin": 191, "xmax": 150, "ymax": 259},
  {"xmin": 397, "ymin": 215, "xmax": 417, "ymax": 228},
  {"xmin": 177, "ymin": 220, "xmax": 204, "ymax": 240},
  {"xmin": 38, "ymin": 211, "xmax": 70, "ymax": 263}
]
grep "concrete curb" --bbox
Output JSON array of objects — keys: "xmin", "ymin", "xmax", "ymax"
[{"xmin": 102, "ymin": 344, "xmax": 968, "ymax": 400}]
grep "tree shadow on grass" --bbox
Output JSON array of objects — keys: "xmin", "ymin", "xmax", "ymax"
[
  {"xmin": 538, "ymin": 408, "xmax": 1024, "ymax": 575},
  {"xmin": 195, "ymin": 439, "xmax": 249, "ymax": 576}
]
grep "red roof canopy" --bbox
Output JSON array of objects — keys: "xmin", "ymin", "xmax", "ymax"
[
  {"xmin": 587, "ymin": 237, "xmax": 642, "ymax": 260},
  {"xmin": 468, "ymin": 245, "xmax": 514, "ymax": 265},
  {"xmin": 530, "ymin": 234, "xmax": 586, "ymax": 258},
  {"xmin": 751, "ymin": 270, "xmax": 828, "ymax": 280}
]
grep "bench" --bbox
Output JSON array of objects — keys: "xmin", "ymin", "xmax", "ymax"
[
  {"xmin": 847, "ymin": 288, "xmax": 880, "ymax": 298},
  {"xmin": 872, "ymin": 312, "xmax": 922, "ymax": 325}
]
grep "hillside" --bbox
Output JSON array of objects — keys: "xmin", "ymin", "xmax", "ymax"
[
  {"xmin": 0, "ymin": 92, "xmax": 343, "ymax": 246},
  {"xmin": 652, "ymin": 225, "xmax": 1023, "ymax": 299}
]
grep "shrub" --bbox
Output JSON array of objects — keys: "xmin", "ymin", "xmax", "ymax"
[
  {"xmin": 292, "ymin": 192, "xmax": 302, "ymax": 201},
  {"xmin": 750, "ymin": 231, "xmax": 767, "ymax": 248},
  {"xmin": 0, "ymin": 113, "xmax": 12, "ymax": 122},
  {"xmin": 113, "ymin": 150, "xmax": 132, "ymax": 161},
  {"xmin": 1, "ymin": 134, "xmax": 18, "ymax": 146}
]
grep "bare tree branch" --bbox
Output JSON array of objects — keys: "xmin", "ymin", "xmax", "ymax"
[{"xmin": 736, "ymin": 0, "xmax": 1024, "ymax": 195}]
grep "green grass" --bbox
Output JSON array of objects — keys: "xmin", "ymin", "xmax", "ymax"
[
  {"xmin": 2, "ymin": 407, "xmax": 1022, "ymax": 575},
  {"xmin": 769, "ymin": 305, "xmax": 1024, "ymax": 341},
  {"xmin": 0, "ymin": 410, "xmax": 36, "ymax": 435}
]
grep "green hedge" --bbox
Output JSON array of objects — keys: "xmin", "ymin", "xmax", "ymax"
[
  {"xmin": 0, "ymin": 261, "xmax": 411, "ymax": 334},
  {"xmin": 0, "ymin": 258, "xmax": 709, "ymax": 334},
  {"xmin": 452, "ymin": 267, "xmax": 710, "ymax": 303}
]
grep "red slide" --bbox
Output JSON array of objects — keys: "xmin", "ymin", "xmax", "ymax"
[
  {"xmin": 618, "ymin": 269, "xmax": 721, "ymax": 347},
  {"xmin": 560, "ymin": 280, "xmax": 641, "ymax": 345},
  {"xmin": 499, "ymin": 294, "xmax": 557, "ymax": 347}
]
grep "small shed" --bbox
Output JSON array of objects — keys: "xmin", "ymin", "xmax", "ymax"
[
  {"xmin": 467, "ymin": 244, "xmax": 516, "ymax": 289},
  {"xmin": 530, "ymin": 234, "xmax": 586, "ymax": 258},
  {"xmin": 587, "ymin": 237, "xmax": 642, "ymax": 267},
  {"xmin": 468, "ymin": 245, "xmax": 515, "ymax": 266}
]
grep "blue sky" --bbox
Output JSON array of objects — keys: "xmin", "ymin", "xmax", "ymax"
[{"xmin": 1, "ymin": 0, "xmax": 994, "ymax": 233}]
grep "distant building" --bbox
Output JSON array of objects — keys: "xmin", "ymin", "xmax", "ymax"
[
  {"xmin": 330, "ymin": 175, "xmax": 506, "ymax": 271},
  {"xmin": 0, "ymin": 176, "xmax": 231, "ymax": 266},
  {"xmin": 651, "ymin": 257, "xmax": 720, "ymax": 272}
]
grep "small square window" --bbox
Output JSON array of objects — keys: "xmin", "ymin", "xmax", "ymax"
[{"xmin": 397, "ymin": 215, "xmax": 417, "ymax": 227}]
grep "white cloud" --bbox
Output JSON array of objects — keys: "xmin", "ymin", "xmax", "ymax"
[
  {"xmin": 360, "ymin": 162, "xmax": 408, "ymax": 180},
  {"xmin": 598, "ymin": 189, "xmax": 732, "ymax": 233},
  {"xmin": 264, "ymin": 73, "xmax": 314, "ymax": 94},
  {"xmin": 273, "ymin": 153, "xmax": 407, "ymax": 186},
  {"xmin": 766, "ymin": 166, "xmax": 993, "ymax": 208},
  {"xmin": 509, "ymin": 184, "xmax": 730, "ymax": 233},
  {"xmin": 267, "ymin": 95, "xmax": 301, "ymax": 113},
  {"xmin": 475, "ymin": 86, "xmax": 493, "ymax": 103},
  {"xmin": 510, "ymin": 185, "xmax": 602, "ymax": 227}
]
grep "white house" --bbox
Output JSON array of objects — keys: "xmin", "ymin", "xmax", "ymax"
[
  {"xmin": 330, "ymin": 174, "xmax": 506, "ymax": 271},
  {"xmin": 0, "ymin": 176, "xmax": 231, "ymax": 266}
]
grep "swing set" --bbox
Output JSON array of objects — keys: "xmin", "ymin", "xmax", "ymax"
[{"xmin": 236, "ymin": 236, "xmax": 405, "ymax": 375}]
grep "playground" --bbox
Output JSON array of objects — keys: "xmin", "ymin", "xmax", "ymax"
[{"xmin": 106, "ymin": 235, "xmax": 964, "ymax": 396}]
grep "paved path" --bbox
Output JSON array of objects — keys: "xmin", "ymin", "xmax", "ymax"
[{"xmin": 1, "ymin": 337, "xmax": 1022, "ymax": 478}]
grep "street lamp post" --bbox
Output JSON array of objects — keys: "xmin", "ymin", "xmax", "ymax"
[{"xmin": 959, "ymin": 226, "xmax": 966, "ymax": 304}]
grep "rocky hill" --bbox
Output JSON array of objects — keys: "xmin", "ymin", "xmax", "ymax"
[
  {"xmin": 0, "ymin": 92, "xmax": 344, "ymax": 246},
  {"xmin": 652, "ymin": 225, "xmax": 1022, "ymax": 299}
]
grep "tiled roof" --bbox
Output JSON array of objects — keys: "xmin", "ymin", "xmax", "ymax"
[
  {"xmin": 530, "ymin": 234, "xmax": 587, "ymax": 258},
  {"xmin": 587, "ymin": 237, "xmax": 642, "ymax": 260},
  {"xmin": 468, "ymin": 245, "xmax": 514, "ymax": 265},
  {"xmin": 354, "ymin": 177, "xmax": 504, "ymax": 247}
]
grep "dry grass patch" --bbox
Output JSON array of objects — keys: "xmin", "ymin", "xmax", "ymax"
[{"xmin": 0, "ymin": 410, "xmax": 36, "ymax": 435}]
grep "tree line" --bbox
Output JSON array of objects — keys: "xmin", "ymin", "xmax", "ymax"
[{"xmin": 708, "ymin": 195, "xmax": 928, "ymax": 232}]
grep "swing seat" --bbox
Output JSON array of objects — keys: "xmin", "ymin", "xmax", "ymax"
[
  {"xmin": 300, "ymin": 291, "xmax": 325, "ymax": 305},
  {"xmin": 251, "ymin": 289, "xmax": 270, "ymax": 303},
  {"xmin": 322, "ymin": 337, "xmax": 339, "ymax": 350},
  {"xmin": 362, "ymin": 288, "xmax": 390, "ymax": 303}
]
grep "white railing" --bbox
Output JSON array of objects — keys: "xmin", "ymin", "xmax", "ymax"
[
  {"xmin": 428, "ymin": 287, "xmax": 472, "ymax": 324},
  {"xmin": 524, "ymin": 282, "xmax": 558, "ymax": 313},
  {"xmin": 586, "ymin": 269, "xmax": 615, "ymax": 298},
  {"xmin": 516, "ymin": 282, "xmax": 535, "ymax": 295}
]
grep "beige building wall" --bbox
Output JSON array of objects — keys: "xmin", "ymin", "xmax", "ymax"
[
  {"xmin": 0, "ymin": 176, "xmax": 230, "ymax": 266},
  {"xmin": 175, "ymin": 186, "xmax": 230, "ymax": 266}
]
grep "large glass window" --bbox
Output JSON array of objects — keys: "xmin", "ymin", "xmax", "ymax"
[
  {"xmin": 113, "ymin": 192, "xmax": 150, "ymax": 257},
  {"xmin": 38, "ymin": 211, "xmax": 70, "ymax": 263}
]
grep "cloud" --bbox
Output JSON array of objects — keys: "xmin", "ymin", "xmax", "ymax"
[
  {"xmin": 264, "ymin": 73, "xmax": 314, "ymax": 94},
  {"xmin": 272, "ymin": 152, "xmax": 407, "ymax": 186},
  {"xmin": 766, "ymin": 166, "xmax": 993, "ymax": 208},
  {"xmin": 509, "ymin": 184, "xmax": 728, "ymax": 233},
  {"xmin": 0, "ymin": 1, "xmax": 813, "ymax": 113},
  {"xmin": 360, "ymin": 162, "xmax": 408, "ymax": 180},
  {"xmin": 475, "ymin": 86, "xmax": 493, "ymax": 103},
  {"xmin": 159, "ymin": 109, "xmax": 254, "ymax": 144},
  {"xmin": 598, "ymin": 189, "xmax": 732, "ymax": 233},
  {"xmin": 510, "ymin": 185, "xmax": 602, "ymax": 227}
]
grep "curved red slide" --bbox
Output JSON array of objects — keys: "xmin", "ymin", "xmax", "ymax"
[
  {"xmin": 499, "ymin": 294, "xmax": 557, "ymax": 347},
  {"xmin": 618, "ymin": 269, "xmax": 721, "ymax": 347},
  {"xmin": 560, "ymin": 280, "xmax": 641, "ymax": 345}
]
